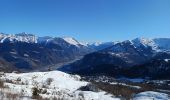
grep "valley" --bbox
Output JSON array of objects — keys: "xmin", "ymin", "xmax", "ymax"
[{"xmin": 0, "ymin": 33, "xmax": 170, "ymax": 99}]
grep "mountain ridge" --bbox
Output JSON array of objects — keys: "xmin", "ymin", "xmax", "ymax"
[
  {"xmin": 0, "ymin": 32, "xmax": 92, "ymax": 72},
  {"xmin": 59, "ymin": 37, "xmax": 170, "ymax": 79},
  {"xmin": 1, "ymin": 32, "xmax": 170, "ymax": 79}
]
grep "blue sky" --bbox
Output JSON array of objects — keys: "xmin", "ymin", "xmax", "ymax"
[{"xmin": 0, "ymin": 0, "xmax": 170, "ymax": 42}]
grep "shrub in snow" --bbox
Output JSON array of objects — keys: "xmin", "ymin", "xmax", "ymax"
[
  {"xmin": 92, "ymin": 82, "xmax": 144, "ymax": 100},
  {"xmin": 5, "ymin": 79, "xmax": 13, "ymax": 83},
  {"xmin": 6, "ymin": 92, "xmax": 20, "ymax": 99},
  {"xmin": 48, "ymin": 66, "xmax": 52, "ymax": 71},
  {"xmin": 78, "ymin": 92, "xmax": 85, "ymax": 99},
  {"xmin": 78, "ymin": 83, "xmax": 100, "ymax": 92},
  {"xmin": 0, "ymin": 72, "xmax": 4, "ymax": 76},
  {"xmin": 32, "ymin": 87, "xmax": 42, "ymax": 99},
  {"xmin": 32, "ymin": 81, "xmax": 39, "ymax": 87},
  {"xmin": 41, "ymin": 89, "xmax": 47, "ymax": 94},
  {"xmin": 0, "ymin": 80, "xmax": 4, "ymax": 88},
  {"xmin": 16, "ymin": 77, "xmax": 21, "ymax": 81},
  {"xmin": 25, "ymin": 80, "xmax": 29, "ymax": 85},
  {"xmin": 46, "ymin": 78, "xmax": 53, "ymax": 85},
  {"xmin": 32, "ymin": 87, "xmax": 39, "ymax": 96},
  {"xmin": 42, "ymin": 84, "xmax": 48, "ymax": 89}
]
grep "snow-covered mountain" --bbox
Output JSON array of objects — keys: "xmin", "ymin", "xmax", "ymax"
[
  {"xmin": 131, "ymin": 37, "xmax": 170, "ymax": 52},
  {"xmin": 1, "ymin": 33, "xmax": 170, "ymax": 77},
  {"xmin": 1, "ymin": 32, "xmax": 170, "ymax": 51},
  {"xmin": 1, "ymin": 33, "xmax": 170, "ymax": 99},
  {"xmin": 86, "ymin": 37, "xmax": 170, "ymax": 52},
  {"xmin": 0, "ymin": 32, "xmax": 37, "ymax": 43},
  {"xmin": 0, "ymin": 33, "xmax": 92, "ymax": 72},
  {"xmin": 60, "ymin": 37, "xmax": 170, "ymax": 79},
  {"xmin": 1, "ymin": 33, "xmax": 170, "ymax": 52},
  {"xmin": 0, "ymin": 33, "xmax": 84, "ymax": 48}
]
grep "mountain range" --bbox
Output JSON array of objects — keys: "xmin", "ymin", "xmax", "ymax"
[
  {"xmin": 0, "ymin": 32, "xmax": 91, "ymax": 72},
  {"xmin": 59, "ymin": 37, "xmax": 170, "ymax": 79},
  {"xmin": 0, "ymin": 32, "xmax": 170, "ymax": 79}
]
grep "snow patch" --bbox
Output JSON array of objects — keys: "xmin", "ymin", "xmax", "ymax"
[
  {"xmin": 63, "ymin": 37, "xmax": 81, "ymax": 47},
  {"xmin": 164, "ymin": 59, "xmax": 170, "ymax": 62},
  {"xmin": 133, "ymin": 91, "xmax": 170, "ymax": 100}
]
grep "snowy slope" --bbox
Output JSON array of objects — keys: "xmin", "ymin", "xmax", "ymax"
[
  {"xmin": 63, "ymin": 37, "xmax": 82, "ymax": 47},
  {"xmin": 132, "ymin": 38, "xmax": 158, "ymax": 51},
  {"xmin": 133, "ymin": 91, "xmax": 170, "ymax": 100},
  {"xmin": 0, "ymin": 71, "xmax": 119, "ymax": 100},
  {"xmin": 132, "ymin": 38, "xmax": 170, "ymax": 52}
]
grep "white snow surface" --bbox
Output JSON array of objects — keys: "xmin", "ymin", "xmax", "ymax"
[
  {"xmin": 164, "ymin": 59, "xmax": 170, "ymax": 62},
  {"xmin": 132, "ymin": 37, "xmax": 170, "ymax": 52},
  {"xmin": 133, "ymin": 91, "xmax": 170, "ymax": 100},
  {"xmin": 0, "ymin": 33, "xmax": 37, "ymax": 43},
  {"xmin": 0, "ymin": 71, "xmax": 118, "ymax": 100},
  {"xmin": 0, "ymin": 71, "xmax": 169, "ymax": 100},
  {"xmin": 0, "ymin": 33, "xmax": 84, "ymax": 47},
  {"xmin": 131, "ymin": 38, "xmax": 159, "ymax": 51},
  {"xmin": 63, "ymin": 37, "xmax": 81, "ymax": 47}
]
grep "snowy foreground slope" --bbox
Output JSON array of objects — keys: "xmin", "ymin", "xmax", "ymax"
[
  {"xmin": 0, "ymin": 71, "xmax": 118, "ymax": 100},
  {"xmin": 0, "ymin": 71, "xmax": 169, "ymax": 100}
]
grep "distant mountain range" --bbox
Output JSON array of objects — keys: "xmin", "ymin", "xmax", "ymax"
[
  {"xmin": 0, "ymin": 32, "xmax": 170, "ymax": 79},
  {"xmin": 60, "ymin": 37, "xmax": 170, "ymax": 79},
  {"xmin": 0, "ymin": 33, "xmax": 92, "ymax": 72}
]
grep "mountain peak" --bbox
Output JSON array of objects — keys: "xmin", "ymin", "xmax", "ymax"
[
  {"xmin": 131, "ymin": 37, "xmax": 158, "ymax": 50},
  {"xmin": 62, "ymin": 37, "xmax": 81, "ymax": 47}
]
